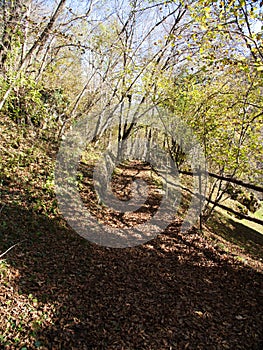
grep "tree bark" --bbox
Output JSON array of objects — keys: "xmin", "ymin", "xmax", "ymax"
[{"xmin": 0, "ymin": 0, "xmax": 67, "ymax": 111}]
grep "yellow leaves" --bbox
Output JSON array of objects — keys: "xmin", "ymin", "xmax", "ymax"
[
  {"xmin": 194, "ymin": 310, "xmax": 204, "ymax": 317},
  {"xmin": 204, "ymin": 6, "xmax": 211, "ymax": 18},
  {"xmin": 153, "ymin": 39, "xmax": 163, "ymax": 46},
  {"xmin": 253, "ymin": 60, "xmax": 263, "ymax": 72}
]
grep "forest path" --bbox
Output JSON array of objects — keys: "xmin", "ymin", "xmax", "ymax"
[{"xmin": 0, "ymin": 161, "xmax": 262, "ymax": 349}]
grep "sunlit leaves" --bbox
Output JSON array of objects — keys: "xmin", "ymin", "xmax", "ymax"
[{"xmin": 160, "ymin": 61, "xmax": 263, "ymax": 183}]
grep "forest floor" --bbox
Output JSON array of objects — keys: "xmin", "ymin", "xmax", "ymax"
[{"xmin": 0, "ymin": 161, "xmax": 263, "ymax": 350}]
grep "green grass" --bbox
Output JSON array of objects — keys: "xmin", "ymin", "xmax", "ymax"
[
  {"xmin": 206, "ymin": 208, "xmax": 263, "ymax": 261},
  {"xmin": 212, "ymin": 193, "xmax": 263, "ymax": 235},
  {"xmin": 0, "ymin": 260, "xmax": 9, "ymax": 278},
  {"xmin": 229, "ymin": 204, "xmax": 263, "ymax": 235},
  {"xmin": 254, "ymin": 205, "xmax": 263, "ymax": 219}
]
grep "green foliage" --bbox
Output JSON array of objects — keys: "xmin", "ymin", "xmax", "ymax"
[
  {"xmin": 1, "ymin": 76, "xmax": 69, "ymax": 132},
  {"xmin": 160, "ymin": 64, "xmax": 263, "ymax": 183},
  {"xmin": 0, "ymin": 0, "xmax": 262, "ymax": 222}
]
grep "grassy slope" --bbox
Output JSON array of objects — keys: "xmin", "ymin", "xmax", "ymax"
[{"xmin": 204, "ymin": 205, "xmax": 263, "ymax": 269}]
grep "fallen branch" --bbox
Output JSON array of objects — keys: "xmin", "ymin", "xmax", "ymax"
[
  {"xmin": 179, "ymin": 170, "xmax": 263, "ymax": 193},
  {"xmin": 154, "ymin": 169, "xmax": 263, "ymax": 227},
  {"xmin": 0, "ymin": 204, "xmax": 6, "ymax": 215},
  {"xmin": 0, "ymin": 240, "xmax": 27, "ymax": 259}
]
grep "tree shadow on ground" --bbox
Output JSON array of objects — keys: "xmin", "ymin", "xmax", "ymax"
[
  {"xmin": 206, "ymin": 211, "xmax": 263, "ymax": 261},
  {"xmin": 1, "ymin": 203, "xmax": 263, "ymax": 350}
]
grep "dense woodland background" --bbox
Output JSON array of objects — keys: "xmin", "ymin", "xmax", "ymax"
[
  {"xmin": 1, "ymin": 0, "xmax": 263, "ymax": 216},
  {"xmin": 0, "ymin": 0, "xmax": 263, "ymax": 349}
]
